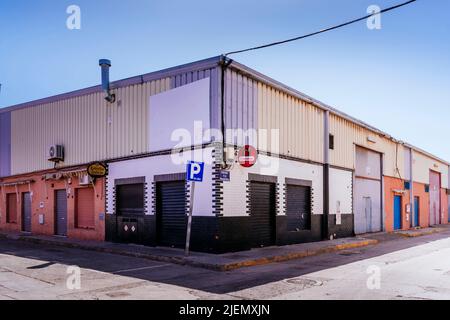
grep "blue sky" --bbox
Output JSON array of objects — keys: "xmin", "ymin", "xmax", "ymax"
[{"xmin": 1, "ymin": 0, "xmax": 449, "ymax": 160}]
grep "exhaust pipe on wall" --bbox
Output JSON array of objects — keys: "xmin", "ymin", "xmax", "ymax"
[{"xmin": 99, "ymin": 59, "xmax": 115, "ymax": 103}]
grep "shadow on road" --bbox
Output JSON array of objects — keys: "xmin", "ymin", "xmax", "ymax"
[{"xmin": 0, "ymin": 230, "xmax": 449, "ymax": 295}]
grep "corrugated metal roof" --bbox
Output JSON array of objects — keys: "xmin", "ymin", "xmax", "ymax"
[{"xmin": 0, "ymin": 54, "xmax": 447, "ymax": 165}]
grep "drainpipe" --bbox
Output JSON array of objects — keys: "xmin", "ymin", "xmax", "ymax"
[
  {"xmin": 219, "ymin": 55, "xmax": 233, "ymax": 168},
  {"xmin": 410, "ymin": 147, "xmax": 415, "ymax": 228},
  {"xmin": 323, "ymin": 110, "xmax": 330, "ymax": 239}
]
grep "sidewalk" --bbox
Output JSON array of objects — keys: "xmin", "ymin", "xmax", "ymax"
[{"xmin": 0, "ymin": 231, "xmax": 377, "ymax": 271}]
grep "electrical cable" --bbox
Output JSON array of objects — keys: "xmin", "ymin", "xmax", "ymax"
[{"xmin": 225, "ymin": 0, "xmax": 417, "ymax": 57}]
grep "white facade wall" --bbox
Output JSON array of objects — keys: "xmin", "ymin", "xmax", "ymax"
[
  {"xmin": 106, "ymin": 147, "xmax": 215, "ymax": 217},
  {"xmin": 222, "ymin": 155, "xmax": 324, "ymax": 217},
  {"xmin": 329, "ymin": 168, "xmax": 353, "ymax": 215}
]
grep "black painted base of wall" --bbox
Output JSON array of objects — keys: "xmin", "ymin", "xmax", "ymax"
[
  {"xmin": 327, "ymin": 214, "xmax": 355, "ymax": 239},
  {"xmin": 106, "ymin": 213, "xmax": 355, "ymax": 254}
]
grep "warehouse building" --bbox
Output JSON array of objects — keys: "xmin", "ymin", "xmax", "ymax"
[{"xmin": 0, "ymin": 56, "xmax": 448, "ymax": 253}]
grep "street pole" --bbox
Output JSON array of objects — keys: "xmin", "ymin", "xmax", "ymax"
[{"xmin": 185, "ymin": 181, "xmax": 195, "ymax": 256}]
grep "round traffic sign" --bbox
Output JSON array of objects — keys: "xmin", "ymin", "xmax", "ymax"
[{"xmin": 238, "ymin": 145, "xmax": 258, "ymax": 168}]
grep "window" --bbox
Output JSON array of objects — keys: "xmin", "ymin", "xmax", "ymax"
[
  {"xmin": 286, "ymin": 185, "xmax": 312, "ymax": 231},
  {"xmin": 329, "ymin": 134, "xmax": 335, "ymax": 150},
  {"xmin": 6, "ymin": 193, "xmax": 17, "ymax": 224},
  {"xmin": 76, "ymin": 188, "xmax": 95, "ymax": 229},
  {"xmin": 116, "ymin": 183, "xmax": 145, "ymax": 216}
]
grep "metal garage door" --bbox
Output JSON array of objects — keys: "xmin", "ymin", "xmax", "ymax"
[
  {"xmin": 286, "ymin": 185, "xmax": 311, "ymax": 231},
  {"xmin": 22, "ymin": 192, "xmax": 32, "ymax": 232},
  {"xmin": 156, "ymin": 181, "xmax": 186, "ymax": 248},
  {"xmin": 249, "ymin": 182, "xmax": 276, "ymax": 247},
  {"xmin": 429, "ymin": 170, "xmax": 441, "ymax": 226},
  {"xmin": 354, "ymin": 147, "xmax": 382, "ymax": 234},
  {"xmin": 55, "ymin": 190, "xmax": 68, "ymax": 236}
]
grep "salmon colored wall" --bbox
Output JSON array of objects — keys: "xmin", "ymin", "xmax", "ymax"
[
  {"xmin": 384, "ymin": 176, "xmax": 411, "ymax": 232},
  {"xmin": 412, "ymin": 182, "xmax": 430, "ymax": 228},
  {"xmin": 440, "ymin": 189, "xmax": 448, "ymax": 224},
  {"xmin": 0, "ymin": 173, "xmax": 105, "ymax": 241}
]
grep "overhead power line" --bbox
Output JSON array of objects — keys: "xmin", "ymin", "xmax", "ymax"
[{"xmin": 224, "ymin": 0, "xmax": 417, "ymax": 56}]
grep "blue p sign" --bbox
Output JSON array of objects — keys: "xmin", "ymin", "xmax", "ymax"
[{"xmin": 186, "ymin": 161, "xmax": 205, "ymax": 182}]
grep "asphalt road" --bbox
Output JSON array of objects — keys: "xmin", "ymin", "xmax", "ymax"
[{"xmin": 1, "ymin": 230, "xmax": 450, "ymax": 300}]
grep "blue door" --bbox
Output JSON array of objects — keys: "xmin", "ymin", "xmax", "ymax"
[
  {"xmin": 414, "ymin": 197, "xmax": 420, "ymax": 227},
  {"xmin": 394, "ymin": 195, "xmax": 402, "ymax": 230}
]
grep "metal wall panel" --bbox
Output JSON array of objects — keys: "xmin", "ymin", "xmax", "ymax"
[
  {"xmin": 413, "ymin": 151, "xmax": 449, "ymax": 188},
  {"xmin": 11, "ymin": 92, "xmax": 108, "ymax": 175},
  {"xmin": 329, "ymin": 114, "xmax": 404, "ymax": 178},
  {"xmin": 224, "ymin": 69, "xmax": 259, "ymax": 146},
  {"xmin": 354, "ymin": 178, "xmax": 382, "ymax": 234},
  {"xmin": 0, "ymin": 112, "xmax": 11, "ymax": 177},
  {"xmin": 170, "ymin": 67, "xmax": 221, "ymax": 136},
  {"xmin": 354, "ymin": 147, "xmax": 382, "ymax": 234},
  {"xmin": 355, "ymin": 146, "xmax": 382, "ymax": 179},
  {"xmin": 107, "ymin": 78, "xmax": 171, "ymax": 159},
  {"xmin": 257, "ymin": 82, "xmax": 324, "ymax": 162},
  {"xmin": 429, "ymin": 170, "xmax": 441, "ymax": 225}
]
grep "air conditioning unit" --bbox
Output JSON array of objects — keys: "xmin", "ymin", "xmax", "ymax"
[
  {"xmin": 79, "ymin": 174, "xmax": 93, "ymax": 186},
  {"xmin": 48, "ymin": 145, "xmax": 64, "ymax": 162}
]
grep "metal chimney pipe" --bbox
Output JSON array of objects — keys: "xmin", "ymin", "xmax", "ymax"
[{"xmin": 99, "ymin": 59, "xmax": 115, "ymax": 103}]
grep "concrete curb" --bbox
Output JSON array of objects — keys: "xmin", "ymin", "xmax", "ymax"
[
  {"xmin": 0, "ymin": 233, "xmax": 378, "ymax": 271},
  {"xmin": 395, "ymin": 228, "xmax": 446, "ymax": 238},
  {"xmin": 214, "ymin": 239, "xmax": 379, "ymax": 271}
]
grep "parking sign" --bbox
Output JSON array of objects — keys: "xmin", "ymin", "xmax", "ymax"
[{"xmin": 186, "ymin": 161, "xmax": 205, "ymax": 182}]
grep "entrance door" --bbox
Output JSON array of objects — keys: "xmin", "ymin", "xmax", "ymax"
[
  {"xmin": 394, "ymin": 195, "xmax": 402, "ymax": 230},
  {"xmin": 249, "ymin": 181, "xmax": 276, "ymax": 247},
  {"xmin": 414, "ymin": 197, "xmax": 420, "ymax": 227},
  {"xmin": 55, "ymin": 190, "xmax": 68, "ymax": 236},
  {"xmin": 22, "ymin": 192, "xmax": 32, "ymax": 232},
  {"xmin": 156, "ymin": 181, "xmax": 187, "ymax": 248},
  {"xmin": 429, "ymin": 170, "xmax": 441, "ymax": 226}
]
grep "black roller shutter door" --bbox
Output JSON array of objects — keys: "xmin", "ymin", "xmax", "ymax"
[
  {"xmin": 286, "ymin": 185, "xmax": 312, "ymax": 231},
  {"xmin": 250, "ymin": 182, "xmax": 276, "ymax": 247},
  {"xmin": 156, "ymin": 181, "xmax": 186, "ymax": 248}
]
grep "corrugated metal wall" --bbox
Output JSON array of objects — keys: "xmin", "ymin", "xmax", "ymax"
[
  {"xmin": 413, "ymin": 150, "xmax": 449, "ymax": 188},
  {"xmin": 0, "ymin": 112, "xmax": 11, "ymax": 177},
  {"xmin": 9, "ymin": 63, "xmax": 221, "ymax": 176},
  {"xmin": 256, "ymin": 81, "xmax": 324, "ymax": 162},
  {"xmin": 329, "ymin": 114, "xmax": 404, "ymax": 178},
  {"xmin": 224, "ymin": 69, "xmax": 258, "ymax": 146},
  {"xmin": 10, "ymin": 78, "xmax": 173, "ymax": 175},
  {"xmin": 11, "ymin": 92, "xmax": 108, "ymax": 174},
  {"xmin": 108, "ymin": 78, "xmax": 171, "ymax": 159}
]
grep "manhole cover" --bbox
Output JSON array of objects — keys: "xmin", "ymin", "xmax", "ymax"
[{"xmin": 285, "ymin": 278, "xmax": 324, "ymax": 289}]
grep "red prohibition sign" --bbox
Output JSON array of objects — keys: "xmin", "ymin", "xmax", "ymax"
[{"xmin": 238, "ymin": 145, "xmax": 258, "ymax": 168}]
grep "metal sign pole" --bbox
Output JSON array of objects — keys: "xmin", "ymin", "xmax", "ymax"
[{"xmin": 185, "ymin": 181, "xmax": 196, "ymax": 256}]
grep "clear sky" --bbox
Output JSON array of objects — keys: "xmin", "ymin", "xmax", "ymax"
[{"xmin": 1, "ymin": 0, "xmax": 449, "ymax": 160}]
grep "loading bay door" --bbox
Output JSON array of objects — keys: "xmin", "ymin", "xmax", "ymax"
[
  {"xmin": 354, "ymin": 147, "xmax": 382, "ymax": 234},
  {"xmin": 249, "ymin": 181, "xmax": 276, "ymax": 247},
  {"xmin": 156, "ymin": 180, "xmax": 187, "ymax": 248}
]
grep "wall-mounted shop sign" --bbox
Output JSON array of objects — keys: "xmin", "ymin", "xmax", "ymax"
[{"xmin": 87, "ymin": 162, "xmax": 108, "ymax": 178}]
